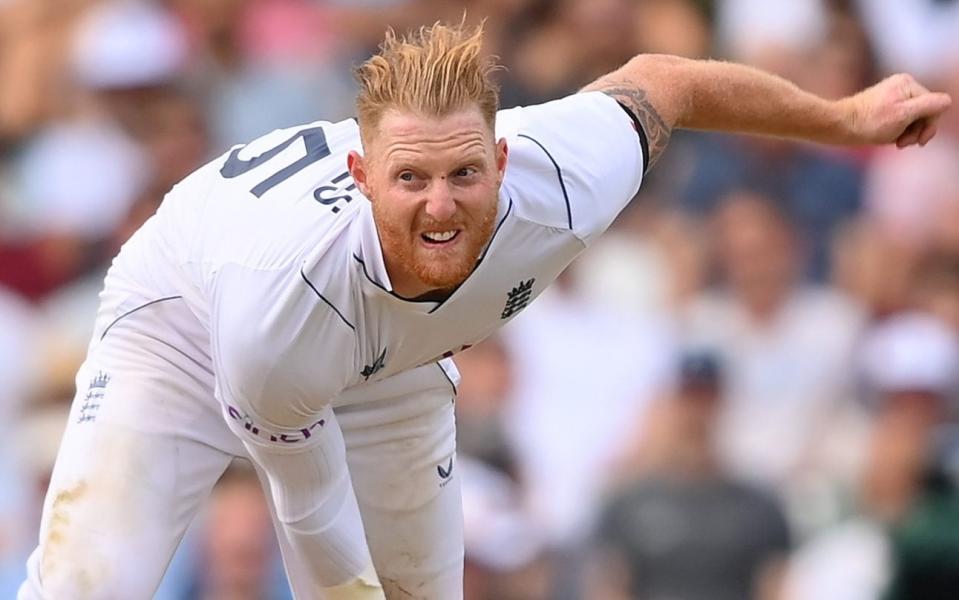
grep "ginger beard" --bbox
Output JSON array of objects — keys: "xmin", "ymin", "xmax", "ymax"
[{"xmin": 371, "ymin": 189, "xmax": 499, "ymax": 292}]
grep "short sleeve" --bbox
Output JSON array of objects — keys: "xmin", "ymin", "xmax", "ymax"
[{"xmin": 496, "ymin": 91, "xmax": 646, "ymax": 245}]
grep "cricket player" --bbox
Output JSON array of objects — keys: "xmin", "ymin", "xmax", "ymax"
[{"xmin": 19, "ymin": 21, "xmax": 950, "ymax": 600}]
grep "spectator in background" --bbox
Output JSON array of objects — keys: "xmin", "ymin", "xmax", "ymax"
[
  {"xmin": 859, "ymin": 313, "xmax": 959, "ymax": 600},
  {"xmin": 684, "ymin": 191, "xmax": 866, "ymax": 532},
  {"xmin": 169, "ymin": 0, "xmax": 355, "ymax": 150},
  {"xmin": 498, "ymin": 0, "xmax": 641, "ymax": 106},
  {"xmin": 503, "ymin": 270, "xmax": 675, "ymax": 549},
  {"xmin": 676, "ymin": 122, "xmax": 864, "ymax": 283},
  {"xmin": 0, "ymin": 0, "xmax": 216, "ymax": 393},
  {"xmin": 590, "ymin": 350, "xmax": 791, "ymax": 600},
  {"xmin": 574, "ymin": 200, "xmax": 710, "ymax": 318},
  {"xmin": 674, "ymin": 1, "xmax": 871, "ymax": 282},
  {"xmin": 460, "ymin": 457, "xmax": 552, "ymax": 600},
  {"xmin": 453, "ymin": 337, "xmax": 519, "ymax": 479},
  {"xmin": 0, "ymin": 0, "xmax": 96, "ymax": 141},
  {"xmin": 831, "ymin": 217, "xmax": 921, "ymax": 319},
  {"xmin": 499, "ymin": 270, "xmax": 675, "ymax": 599},
  {"xmin": 799, "ymin": 2, "xmax": 878, "ymax": 103},
  {"xmin": 454, "ymin": 336, "xmax": 558, "ymax": 599},
  {"xmin": 862, "ymin": 131, "xmax": 959, "ymax": 251},
  {"xmin": 0, "ymin": 0, "xmax": 193, "ymax": 302},
  {"xmin": 632, "ymin": 0, "xmax": 711, "ymax": 59},
  {"xmin": 182, "ymin": 461, "xmax": 291, "ymax": 600},
  {"xmin": 69, "ymin": 0, "xmax": 211, "ymax": 200},
  {"xmin": 837, "ymin": 57, "xmax": 959, "ymax": 321},
  {"xmin": 786, "ymin": 312, "xmax": 959, "ymax": 600}
]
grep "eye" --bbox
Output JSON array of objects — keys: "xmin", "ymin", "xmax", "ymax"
[
  {"xmin": 454, "ymin": 167, "xmax": 477, "ymax": 178},
  {"xmin": 399, "ymin": 171, "xmax": 414, "ymax": 182}
]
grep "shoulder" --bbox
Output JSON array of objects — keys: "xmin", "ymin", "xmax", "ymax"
[
  {"xmin": 185, "ymin": 118, "xmax": 366, "ymax": 270},
  {"xmin": 495, "ymin": 93, "xmax": 641, "ymax": 175},
  {"xmin": 495, "ymin": 91, "xmax": 630, "ymax": 135},
  {"xmin": 494, "ymin": 93, "xmax": 646, "ymax": 243}
]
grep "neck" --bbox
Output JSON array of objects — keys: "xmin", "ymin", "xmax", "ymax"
[
  {"xmin": 383, "ymin": 262, "xmax": 428, "ymax": 298},
  {"xmin": 381, "ymin": 255, "xmax": 464, "ymax": 300},
  {"xmin": 406, "ymin": 286, "xmax": 458, "ymax": 303}
]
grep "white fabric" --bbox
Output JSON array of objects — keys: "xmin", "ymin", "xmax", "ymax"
[
  {"xmin": 242, "ymin": 407, "xmax": 376, "ymax": 590},
  {"xmin": 19, "ymin": 297, "xmax": 241, "ymax": 600},
  {"xmin": 337, "ymin": 373, "xmax": 464, "ymax": 598},
  {"xmin": 19, "ymin": 297, "xmax": 462, "ymax": 599}
]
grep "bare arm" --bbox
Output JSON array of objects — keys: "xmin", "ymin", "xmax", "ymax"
[{"xmin": 582, "ymin": 54, "xmax": 952, "ymax": 168}]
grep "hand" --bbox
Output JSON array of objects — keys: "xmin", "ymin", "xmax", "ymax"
[{"xmin": 845, "ymin": 73, "xmax": 952, "ymax": 148}]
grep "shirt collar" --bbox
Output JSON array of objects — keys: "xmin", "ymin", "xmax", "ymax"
[{"xmin": 351, "ymin": 199, "xmax": 393, "ymax": 292}]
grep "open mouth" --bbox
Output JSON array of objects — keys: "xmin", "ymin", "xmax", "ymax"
[{"xmin": 420, "ymin": 230, "xmax": 461, "ymax": 246}]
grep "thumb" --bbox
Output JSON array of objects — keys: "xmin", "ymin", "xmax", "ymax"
[{"xmin": 902, "ymin": 92, "xmax": 953, "ymax": 120}]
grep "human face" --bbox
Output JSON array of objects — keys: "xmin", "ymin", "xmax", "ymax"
[
  {"xmin": 349, "ymin": 106, "xmax": 508, "ymax": 298},
  {"xmin": 714, "ymin": 193, "xmax": 796, "ymax": 319}
]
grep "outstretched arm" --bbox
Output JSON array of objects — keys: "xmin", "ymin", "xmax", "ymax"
[{"xmin": 582, "ymin": 54, "xmax": 952, "ymax": 168}]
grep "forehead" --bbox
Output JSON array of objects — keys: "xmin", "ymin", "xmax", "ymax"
[{"xmin": 367, "ymin": 106, "xmax": 493, "ymax": 162}]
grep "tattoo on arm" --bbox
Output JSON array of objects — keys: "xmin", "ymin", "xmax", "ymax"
[{"xmin": 593, "ymin": 83, "xmax": 672, "ymax": 169}]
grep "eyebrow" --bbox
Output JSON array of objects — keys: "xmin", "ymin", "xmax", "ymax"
[{"xmin": 385, "ymin": 148, "xmax": 488, "ymax": 171}]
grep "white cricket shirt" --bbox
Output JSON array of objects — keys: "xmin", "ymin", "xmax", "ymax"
[{"xmin": 102, "ymin": 91, "xmax": 646, "ymax": 437}]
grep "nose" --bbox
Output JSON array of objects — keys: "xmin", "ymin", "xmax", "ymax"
[{"xmin": 424, "ymin": 179, "xmax": 456, "ymax": 222}]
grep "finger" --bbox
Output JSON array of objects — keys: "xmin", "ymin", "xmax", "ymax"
[
  {"xmin": 896, "ymin": 73, "xmax": 932, "ymax": 100},
  {"xmin": 907, "ymin": 78, "xmax": 930, "ymax": 97},
  {"xmin": 897, "ymin": 126, "xmax": 921, "ymax": 148},
  {"xmin": 918, "ymin": 121, "xmax": 939, "ymax": 146},
  {"xmin": 903, "ymin": 92, "xmax": 953, "ymax": 119},
  {"xmin": 893, "ymin": 73, "xmax": 924, "ymax": 100},
  {"xmin": 897, "ymin": 119, "xmax": 924, "ymax": 147}
]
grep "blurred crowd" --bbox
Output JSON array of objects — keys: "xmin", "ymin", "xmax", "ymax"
[{"xmin": 1, "ymin": 0, "xmax": 959, "ymax": 598}]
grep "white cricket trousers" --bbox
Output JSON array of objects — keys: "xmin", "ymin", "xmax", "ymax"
[{"xmin": 18, "ymin": 296, "xmax": 463, "ymax": 599}]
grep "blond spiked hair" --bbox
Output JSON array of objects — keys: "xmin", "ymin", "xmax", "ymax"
[{"xmin": 354, "ymin": 21, "xmax": 501, "ymax": 145}]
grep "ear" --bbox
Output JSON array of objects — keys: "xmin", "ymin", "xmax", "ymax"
[
  {"xmin": 495, "ymin": 137, "xmax": 509, "ymax": 183},
  {"xmin": 347, "ymin": 150, "xmax": 372, "ymax": 198}
]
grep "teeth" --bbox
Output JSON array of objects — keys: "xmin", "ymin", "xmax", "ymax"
[{"xmin": 423, "ymin": 230, "xmax": 456, "ymax": 242}]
